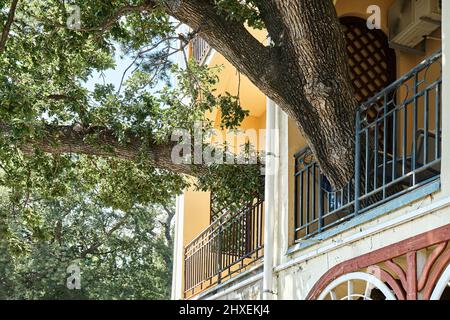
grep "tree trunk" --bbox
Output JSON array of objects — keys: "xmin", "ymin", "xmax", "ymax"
[
  {"xmin": 170, "ymin": 0, "xmax": 358, "ymax": 188},
  {"xmin": 264, "ymin": 0, "xmax": 357, "ymax": 189}
]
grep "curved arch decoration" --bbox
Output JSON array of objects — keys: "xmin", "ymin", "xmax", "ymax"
[
  {"xmin": 317, "ymin": 272, "xmax": 396, "ymax": 300},
  {"xmin": 307, "ymin": 224, "xmax": 450, "ymax": 300},
  {"xmin": 430, "ymin": 263, "xmax": 450, "ymax": 300}
]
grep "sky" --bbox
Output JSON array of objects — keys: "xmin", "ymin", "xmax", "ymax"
[
  {"xmin": 83, "ymin": 41, "xmax": 182, "ymax": 94},
  {"xmin": 83, "ymin": 45, "xmax": 134, "ymax": 92}
]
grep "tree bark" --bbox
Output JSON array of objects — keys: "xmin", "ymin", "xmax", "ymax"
[
  {"xmin": 0, "ymin": 123, "xmax": 200, "ymax": 177},
  {"xmin": 166, "ymin": 0, "xmax": 358, "ymax": 188}
]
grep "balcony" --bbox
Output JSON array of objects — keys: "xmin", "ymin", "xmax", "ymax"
[
  {"xmin": 294, "ymin": 51, "xmax": 442, "ymax": 241},
  {"xmin": 183, "ymin": 196, "xmax": 264, "ymax": 298},
  {"xmin": 182, "ymin": 50, "xmax": 442, "ymax": 298}
]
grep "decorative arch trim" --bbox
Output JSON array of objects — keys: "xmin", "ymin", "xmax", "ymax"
[
  {"xmin": 317, "ymin": 272, "xmax": 397, "ymax": 300},
  {"xmin": 430, "ymin": 264, "xmax": 450, "ymax": 300},
  {"xmin": 307, "ymin": 223, "xmax": 450, "ymax": 300}
]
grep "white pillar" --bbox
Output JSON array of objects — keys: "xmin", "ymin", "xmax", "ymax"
[
  {"xmin": 263, "ymin": 97, "xmax": 289, "ymax": 299},
  {"xmin": 273, "ymin": 102, "xmax": 289, "ymax": 268},
  {"xmin": 440, "ymin": 0, "xmax": 450, "ymax": 195},
  {"xmin": 262, "ymin": 98, "xmax": 277, "ymax": 300},
  {"xmin": 171, "ymin": 23, "xmax": 190, "ymax": 300},
  {"xmin": 171, "ymin": 194, "xmax": 185, "ymax": 300}
]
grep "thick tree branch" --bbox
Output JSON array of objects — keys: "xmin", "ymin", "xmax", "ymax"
[
  {"xmin": 0, "ymin": 123, "xmax": 201, "ymax": 177},
  {"xmin": 164, "ymin": 0, "xmax": 282, "ymax": 102},
  {"xmin": 0, "ymin": 0, "xmax": 19, "ymax": 54},
  {"xmin": 4, "ymin": 0, "xmax": 362, "ymax": 187}
]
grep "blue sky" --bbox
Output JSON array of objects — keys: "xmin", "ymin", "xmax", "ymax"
[
  {"xmin": 84, "ymin": 47, "xmax": 134, "ymax": 92},
  {"xmin": 83, "ymin": 42, "xmax": 179, "ymax": 94}
]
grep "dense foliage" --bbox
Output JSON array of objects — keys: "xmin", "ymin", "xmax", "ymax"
[
  {"xmin": 0, "ymin": 176, "xmax": 175, "ymax": 299},
  {"xmin": 0, "ymin": 0, "xmax": 263, "ymax": 298}
]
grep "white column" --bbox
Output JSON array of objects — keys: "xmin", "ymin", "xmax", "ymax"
[
  {"xmin": 440, "ymin": 0, "xmax": 450, "ymax": 195},
  {"xmin": 262, "ymin": 98, "xmax": 277, "ymax": 300},
  {"xmin": 171, "ymin": 23, "xmax": 190, "ymax": 300},
  {"xmin": 273, "ymin": 103, "xmax": 289, "ymax": 267},
  {"xmin": 263, "ymin": 98, "xmax": 289, "ymax": 299},
  {"xmin": 171, "ymin": 194, "xmax": 185, "ymax": 300}
]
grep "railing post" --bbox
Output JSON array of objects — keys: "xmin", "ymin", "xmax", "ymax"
[
  {"xmin": 183, "ymin": 247, "xmax": 187, "ymax": 299},
  {"xmin": 216, "ymin": 224, "xmax": 222, "ymax": 284},
  {"xmin": 294, "ymin": 156, "xmax": 298, "ymax": 235},
  {"xmin": 318, "ymin": 169, "xmax": 324, "ymax": 232},
  {"xmin": 441, "ymin": 1, "xmax": 450, "ymax": 195},
  {"xmin": 354, "ymin": 109, "xmax": 361, "ymax": 216}
]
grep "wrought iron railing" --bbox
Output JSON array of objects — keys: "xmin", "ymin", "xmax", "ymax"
[
  {"xmin": 183, "ymin": 197, "xmax": 264, "ymax": 298},
  {"xmin": 191, "ymin": 36, "xmax": 211, "ymax": 64},
  {"xmin": 294, "ymin": 51, "xmax": 442, "ymax": 241}
]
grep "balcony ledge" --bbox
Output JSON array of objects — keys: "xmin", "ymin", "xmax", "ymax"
[
  {"xmin": 287, "ymin": 178, "xmax": 441, "ymax": 256},
  {"xmin": 190, "ymin": 263, "xmax": 263, "ymax": 300}
]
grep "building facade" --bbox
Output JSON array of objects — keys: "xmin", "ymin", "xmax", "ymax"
[{"xmin": 172, "ymin": 0, "xmax": 450, "ymax": 300}]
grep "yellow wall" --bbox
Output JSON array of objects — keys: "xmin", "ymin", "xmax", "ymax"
[
  {"xmin": 183, "ymin": 28, "xmax": 268, "ymax": 249},
  {"xmin": 208, "ymin": 28, "xmax": 267, "ymax": 119},
  {"xmin": 182, "ymin": 187, "xmax": 211, "ymax": 247}
]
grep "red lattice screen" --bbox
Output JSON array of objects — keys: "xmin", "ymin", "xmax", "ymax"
[{"xmin": 340, "ymin": 17, "xmax": 396, "ymax": 107}]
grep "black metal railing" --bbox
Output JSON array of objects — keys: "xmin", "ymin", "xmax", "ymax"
[
  {"xmin": 294, "ymin": 51, "xmax": 442, "ymax": 241},
  {"xmin": 192, "ymin": 36, "xmax": 211, "ymax": 64},
  {"xmin": 184, "ymin": 197, "xmax": 264, "ymax": 298}
]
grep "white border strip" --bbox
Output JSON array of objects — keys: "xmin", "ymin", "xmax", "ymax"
[
  {"xmin": 171, "ymin": 194, "xmax": 185, "ymax": 300},
  {"xmin": 203, "ymin": 49, "xmax": 216, "ymax": 66},
  {"xmin": 275, "ymin": 195, "xmax": 450, "ymax": 273},
  {"xmin": 203, "ymin": 273, "xmax": 264, "ymax": 301}
]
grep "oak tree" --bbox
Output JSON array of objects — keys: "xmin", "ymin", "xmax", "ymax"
[{"xmin": 1, "ymin": 0, "xmax": 357, "ymax": 190}]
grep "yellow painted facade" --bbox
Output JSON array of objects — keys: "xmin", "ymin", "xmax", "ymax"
[{"xmin": 182, "ymin": 28, "xmax": 268, "ymax": 250}]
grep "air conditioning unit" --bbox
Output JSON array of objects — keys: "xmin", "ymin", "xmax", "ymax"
[{"xmin": 389, "ymin": 0, "xmax": 441, "ymax": 49}]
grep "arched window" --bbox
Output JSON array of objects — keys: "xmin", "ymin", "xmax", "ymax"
[{"xmin": 317, "ymin": 272, "xmax": 397, "ymax": 300}]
